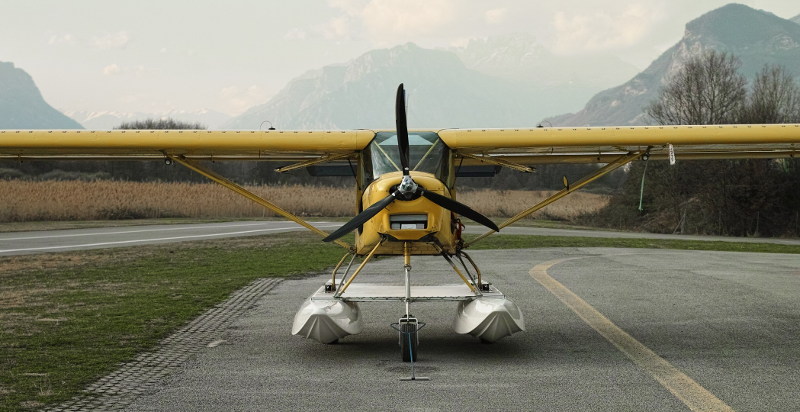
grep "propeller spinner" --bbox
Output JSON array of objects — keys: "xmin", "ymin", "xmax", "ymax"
[{"xmin": 323, "ymin": 84, "xmax": 498, "ymax": 243}]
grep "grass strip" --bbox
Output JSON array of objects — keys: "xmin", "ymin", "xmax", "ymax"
[{"xmin": 466, "ymin": 234, "xmax": 800, "ymax": 254}]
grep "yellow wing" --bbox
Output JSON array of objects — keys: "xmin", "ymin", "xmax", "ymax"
[
  {"xmin": 0, "ymin": 129, "xmax": 376, "ymax": 161},
  {"xmin": 439, "ymin": 124, "xmax": 800, "ymax": 165},
  {"xmin": 2, "ymin": 125, "xmax": 798, "ymax": 164}
]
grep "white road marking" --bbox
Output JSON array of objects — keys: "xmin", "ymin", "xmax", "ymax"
[
  {"xmin": 0, "ymin": 224, "xmax": 341, "ymax": 254},
  {"xmin": 0, "ymin": 221, "xmax": 332, "ymax": 241}
]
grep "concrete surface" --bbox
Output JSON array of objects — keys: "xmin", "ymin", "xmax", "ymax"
[{"xmin": 49, "ymin": 248, "xmax": 798, "ymax": 411}]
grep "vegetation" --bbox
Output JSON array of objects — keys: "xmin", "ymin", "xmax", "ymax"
[
  {"xmin": 0, "ymin": 180, "xmax": 609, "ymax": 223},
  {"xmin": 114, "ymin": 118, "xmax": 206, "ymax": 130},
  {"xmin": 593, "ymin": 51, "xmax": 800, "ymax": 237}
]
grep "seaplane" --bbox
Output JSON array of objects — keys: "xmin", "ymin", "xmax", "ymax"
[{"xmin": 2, "ymin": 84, "xmax": 799, "ymax": 364}]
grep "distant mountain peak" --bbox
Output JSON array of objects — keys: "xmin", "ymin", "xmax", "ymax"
[
  {"xmin": 224, "ymin": 38, "xmax": 637, "ymax": 130},
  {"xmin": 0, "ymin": 61, "xmax": 82, "ymax": 129},
  {"xmin": 686, "ymin": 3, "xmax": 800, "ymax": 50},
  {"xmin": 450, "ymin": 33, "xmax": 637, "ymax": 88},
  {"xmin": 546, "ymin": 3, "xmax": 800, "ymax": 126}
]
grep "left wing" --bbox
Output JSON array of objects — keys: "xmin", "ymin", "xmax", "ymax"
[{"xmin": 0, "ymin": 129, "xmax": 376, "ymax": 161}]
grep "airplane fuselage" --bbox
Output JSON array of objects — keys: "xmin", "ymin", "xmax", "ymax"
[{"xmin": 353, "ymin": 131, "xmax": 461, "ymax": 255}]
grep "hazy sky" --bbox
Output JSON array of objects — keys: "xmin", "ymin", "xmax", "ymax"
[{"xmin": 1, "ymin": 1, "xmax": 797, "ymax": 116}]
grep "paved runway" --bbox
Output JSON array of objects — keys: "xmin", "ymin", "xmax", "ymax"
[
  {"xmin": 0, "ymin": 221, "xmax": 341, "ymax": 256},
  {"xmin": 3, "ymin": 220, "xmax": 798, "ymax": 256},
  {"xmin": 110, "ymin": 248, "xmax": 798, "ymax": 411}
]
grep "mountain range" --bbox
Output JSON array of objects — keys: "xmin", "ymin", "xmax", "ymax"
[
  {"xmin": 548, "ymin": 4, "xmax": 800, "ymax": 126},
  {"xmin": 0, "ymin": 62, "xmax": 82, "ymax": 129},
  {"xmin": 2, "ymin": 4, "xmax": 799, "ymax": 130},
  {"xmin": 223, "ymin": 39, "xmax": 637, "ymax": 130},
  {"xmin": 225, "ymin": 4, "xmax": 800, "ymax": 129}
]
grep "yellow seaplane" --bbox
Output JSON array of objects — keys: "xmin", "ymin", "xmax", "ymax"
[{"xmin": 2, "ymin": 84, "xmax": 799, "ymax": 363}]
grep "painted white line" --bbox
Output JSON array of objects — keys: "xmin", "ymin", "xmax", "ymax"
[
  {"xmin": 0, "ymin": 224, "xmax": 341, "ymax": 254},
  {"xmin": 0, "ymin": 221, "xmax": 332, "ymax": 241}
]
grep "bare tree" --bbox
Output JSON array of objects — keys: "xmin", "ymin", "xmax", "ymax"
[
  {"xmin": 599, "ymin": 51, "xmax": 800, "ymax": 237},
  {"xmin": 646, "ymin": 50, "xmax": 747, "ymax": 125},
  {"xmin": 740, "ymin": 65, "xmax": 800, "ymax": 123},
  {"xmin": 115, "ymin": 118, "xmax": 206, "ymax": 130}
]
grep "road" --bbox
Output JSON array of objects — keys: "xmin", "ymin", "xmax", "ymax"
[
  {"xmin": 46, "ymin": 247, "xmax": 800, "ymax": 411},
  {"xmin": 0, "ymin": 221, "xmax": 341, "ymax": 256},
  {"xmin": 3, "ymin": 220, "xmax": 798, "ymax": 257}
]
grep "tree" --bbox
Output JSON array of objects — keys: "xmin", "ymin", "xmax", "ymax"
[
  {"xmin": 115, "ymin": 118, "xmax": 206, "ymax": 130},
  {"xmin": 740, "ymin": 65, "xmax": 800, "ymax": 123},
  {"xmin": 645, "ymin": 50, "xmax": 747, "ymax": 125},
  {"xmin": 598, "ymin": 51, "xmax": 800, "ymax": 237}
]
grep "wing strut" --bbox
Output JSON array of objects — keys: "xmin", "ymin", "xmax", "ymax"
[
  {"xmin": 463, "ymin": 151, "xmax": 645, "ymax": 248},
  {"xmin": 274, "ymin": 153, "xmax": 354, "ymax": 173},
  {"xmin": 167, "ymin": 154, "xmax": 351, "ymax": 250},
  {"xmin": 457, "ymin": 152, "xmax": 534, "ymax": 173}
]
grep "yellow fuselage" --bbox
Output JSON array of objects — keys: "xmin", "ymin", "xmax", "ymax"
[{"xmin": 355, "ymin": 171, "xmax": 457, "ymax": 255}]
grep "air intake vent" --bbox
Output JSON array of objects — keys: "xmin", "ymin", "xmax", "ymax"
[{"xmin": 390, "ymin": 214, "xmax": 427, "ymax": 230}]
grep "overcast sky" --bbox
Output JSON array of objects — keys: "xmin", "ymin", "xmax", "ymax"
[{"xmin": 1, "ymin": 1, "xmax": 797, "ymax": 116}]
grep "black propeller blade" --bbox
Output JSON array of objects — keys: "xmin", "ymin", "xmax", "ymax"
[
  {"xmin": 421, "ymin": 190, "xmax": 499, "ymax": 232},
  {"xmin": 323, "ymin": 192, "xmax": 397, "ymax": 242},
  {"xmin": 396, "ymin": 83, "xmax": 410, "ymax": 176}
]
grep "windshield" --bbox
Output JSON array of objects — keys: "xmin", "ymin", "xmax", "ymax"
[{"xmin": 367, "ymin": 132, "xmax": 446, "ymax": 180}]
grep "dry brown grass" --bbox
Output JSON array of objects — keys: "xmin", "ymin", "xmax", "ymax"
[
  {"xmin": 458, "ymin": 189, "xmax": 609, "ymax": 221},
  {"xmin": 0, "ymin": 180, "xmax": 608, "ymax": 222},
  {"xmin": 0, "ymin": 180, "xmax": 355, "ymax": 221}
]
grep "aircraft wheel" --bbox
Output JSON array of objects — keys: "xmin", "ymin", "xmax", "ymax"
[{"xmin": 400, "ymin": 322, "xmax": 418, "ymax": 362}]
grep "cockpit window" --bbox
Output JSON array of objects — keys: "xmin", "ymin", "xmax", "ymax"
[{"xmin": 367, "ymin": 132, "xmax": 446, "ymax": 180}]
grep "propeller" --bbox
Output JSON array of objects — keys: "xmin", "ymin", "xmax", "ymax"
[
  {"xmin": 420, "ymin": 190, "xmax": 498, "ymax": 231},
  {"xmin": 396, "ymin": 84, "xmax": 410, "ymax": 176},
  {"xmin": 322, "ymin": 192, "xmax": 397, "ymax": 242},
  {"xmin": 322, "ymin": 83, "xmax": 498, "ymax": 243}
]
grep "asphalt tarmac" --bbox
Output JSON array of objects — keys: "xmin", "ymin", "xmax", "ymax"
[
  {"xmin": 3, "ymin": 221, "xmax": 798, "ymax": 257},
  {"xmin": 115, "ymin": 248, "xmax": 799, "ymax": 411},
  {"xmin": 0, "ymin": 221, "xmax": 341, "ymax": 256}
]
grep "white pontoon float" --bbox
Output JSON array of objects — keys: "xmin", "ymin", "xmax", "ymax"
[{"xmin": 292, "ymin": 248, "xmax": 524, "ymax": 362}]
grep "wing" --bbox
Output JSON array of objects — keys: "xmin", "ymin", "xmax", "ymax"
[
  {"xmin": 438, "ymin": 124, "xmax": 800, "ymax": 165},
  {"xmin": 0, "ymin": 129, "xmax": 376, "ymax": 161}
]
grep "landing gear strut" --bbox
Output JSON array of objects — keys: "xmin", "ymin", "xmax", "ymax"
[{"xmin": 393, "ymin": 243, "xmax": 430, "ymax": 380}]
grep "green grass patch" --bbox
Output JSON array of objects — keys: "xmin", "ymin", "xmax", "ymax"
[
  {"xmin": 0, "ymin": 233, "xmax": 346, "ymax": 411},
  {"xmin": 466, "ymin": 234, "xmax": 800, "ymax": 254}
]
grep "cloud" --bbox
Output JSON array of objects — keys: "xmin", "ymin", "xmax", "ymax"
[
  {"xmin": 361, "ymin": 0, "xmax": 455, "ymax": 38},
  {"xmin": 92, "ymin": 31, "xmax": 130, "ymax": 50},
  {"xmin": 102, "ymin": 64, "xmax": 122, "ymax": 75},
  {"xmin": 284, "ymin": 28, "xmax": 308, "ymax": 40},
  {"xmin": 552, "ymin": 4, "xmax": 661, "ymax": 54},
  {"xmin": 322, "ymin": 16, "xmax": 353, "ymax": 40},
  {"xmin": 485, "ymin": 8, "xmax": 507, "ymax": 24},
  {"xmin": 320, "ymin": 0, "xmax": 457, "ymax": 45},
  {"xmin": 48, "ymin": 33, "xmax": 77, "ymax": 46}
]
